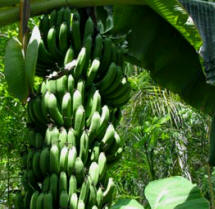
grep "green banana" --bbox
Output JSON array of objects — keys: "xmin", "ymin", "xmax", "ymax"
[
  {"xmin": 101, "ymin": 124, "xmax": 115, "ymax": 151},
  {"xmin": 90, "ymin": 142, "xmax": 100, "ymax": 162},
  {"xmin": 59, "ymin": 22, "xmax": 69, "ymax": 53},
  {"xmin": 36, "ymin": 193, "xmax": 44, "ymax": 209},
  {"xmin": 83, "ymin": 36, "xmax": 92, "ymax": 73},
  {"xmin": 32, "ymin": 96, "xmax": 46, "ymax": 125},
  {"xmin": 96, "ymin": 187, "xmax": 103, "ymax": 208},
  {"xmin": 56, "ymin": 8, "xmax": 65, "ymax": 28},
  {"xmin": 97, "ymin": 105, "xmax": 110, "ymax": 138},
  {"xmin": 73, "ymin": 90, "xmax": 82, "ymax": 113},
  {"xmin": 74, "ymin": 105, "xmax": 85, "ymax": 137},
  {"xmin": 32, "ymin": 151, "xmax": 41, "ymax": 179},
  {"xmin": 74, "ymin": 157, "xmax": 84, "ymax": 183},
  {"xmin": 35, "ymin": 132, "xmax": 43, "ymax": 149},
  {"xmin": 49, "ymin": 173, "xmax": 58, "ymax": 203},
  {"xmin": 60, "ymin": 146, "xmax": 69, "ymax": 172},
  {"xmin": 103, "ymin": 178, "xmax": 115, "ymax": 204},
  {"xmin": 47, "ymin": 26, "xmax": 62, "ymax": 59},
  {"xmin": 63, "ymin": 7, "xmax": 71, "ymax": 27},
  {"xmin": 56, "ymin": 75, "xmax": 68, "ymax": 100},
  {"xmin": 83, "ymin": 17, "xmax": 94, "ymax": 43},
  {"xmin": 96, "ymin": 63, "xmax": 117, "ymax": 92},
  {"xmin": 69, "ymin": 175, "xmax": 77, "ymax": 196},
  {"xmin": 40, "ymin": 147, "xmax": 50, "ymax": 176},
  {"xmin": 64, "ymin": 46, "xmax": 75, "ymax": 65},
  {"xmin": 77, "ymin": 79, "xmax": 85, "ymax": 103},
  {"xmin": 105, "ymin": 78, "xmax": 129, "ymax": 100},
  {"xmin": 67, "ymin": 128, "xmax": 76, "ymax": 147},
  {"xmin": 50, "ymin": 126, "xmax": 60, "ymax": 146},
  {"xmin": 98, "ymin": 152, "xmax": 107, "ymax": 180},
  {"xmin": 39, "ymin": 15, "xmax": 50, "ymax": 42},
  {"xmin": 71, "ymin": 12, "xmax": 81, "ymax": 53},
  {"xmin": 59, "ymin": 127, "xmax": 68, "ymax": 149},
  {"xmin": 88, "ymin": 183, "xmax": 97, "ymax": 207},
  {"xmin": 88, "ymin": 111, "xmax": 101, "ymax": 144},
  {"xmin": 46, "ymin": 79, "xmax": 57, "ymax": 94},
  {"xmin": 89, "ymin": 162, "xmax": 99, "ymax": 186},
  {"xmin": 43, "ymin": 193, "xmax": 53, "ymax": 209},
  {"xmin": 79, "ymin": 131, "xmax": 89, "ymax": 164},
  {"xmin": 60, "ymin": 191, "xmax": 69, "ymax": 209},
  {"xmin": 49, "ymin": 10, "xmax": 57, "ymax": 27},
  {"xmin": 68, "ymin": 74, "xmax": 75, "ymax": 94},
  {"xmin": 106, "ymin": 87, "xmax": 131, "ymax": 107},
  {"xmin": 67, "ymin": 146, "xmax": 77, "ymax": 176},
  {"xmin": 87, "ymin": 59, "xmax": 100, "ymax": 85},
  {"xmin": 50, "ymin": 144, "xmax": 60, "ymax": 174},
  {"xmin": 30, "ymin": 191, "xmax": 39, "ymax": 209},
  {"xmin": 47, "ymin": 93, "xmax": 64, "ymax": 126},
  {"xmin": 77, "ymin": 200, "xmax": 85, "ymax": 209},
  {"xmin": 42, "ymin": 176, "xmax": 50, "ymax": 192},
  {"xmin": 59, "ymin": 171, "xmax": 68, "ymax": 194},
  {"xmin": 93, "ymin": 34, "xmax": 103, "ymax": 59},
  {"xmin": 86, "ymin": 90, "xmax": 101, "ymax": 126},
  {"xmin": 79, "ymin": 179, "xmax": 89, "ymax": 203},
  {"xmin": 74, "ymin": 47, "xmax": 86, "ymax": 79},
  {"xmin": 100, "ymin": 38, "xmax": 112, "ymax": 75},
  {"xmin": 102, "ymin": 66, "xmax": 123, "ymax": 96},
  {"xmin": 69, "ymin": 193, "xmax": 78, "ymax": 209}
]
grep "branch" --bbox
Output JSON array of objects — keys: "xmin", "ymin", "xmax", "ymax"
[
  {"xmin": 0, "ymin": 0, "xmax": 146, "ymax": 26},
  {"xmin": 0, "ymin": 0, "xmax": 19, "ymax": 7}
]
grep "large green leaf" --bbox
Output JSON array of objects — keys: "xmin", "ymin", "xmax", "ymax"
[
  {"xmin": 4, "ymin": 38, "xmax": 28, "ymax": 102},
  {"xmin": 145, "ymin": 176, "xmax": 209, "ymax": 209},
  {"xmin": 113, "ymin": 4, "xmax": 215, "ymax": 115},
  {"xmin": 111, "ymin": 199, "xmax": 144, "ymax": 209},
  {"xmin": 25, "ymin": 26, "xmax": 40, "ymax": 93}
]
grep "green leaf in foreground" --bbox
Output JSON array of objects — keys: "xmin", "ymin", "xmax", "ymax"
[
  {"xmin": 145, "ymin": 176, "xmax": 209, "ymax": 209},
  {"xmin": 25, "ymin": 26, "xmax": 41, "ymax": 93},
  {"xmin": 4, "ymin": 38, "xmax": 28, "ymax": 102},
  {"xmin": 111, "ymin": 199, "xmax": 144, "ymax": 209}
]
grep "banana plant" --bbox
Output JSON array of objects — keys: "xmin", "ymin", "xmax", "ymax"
[{"xmin": 1, "ymin": 0, "xmax": 215, "ymax": 209}]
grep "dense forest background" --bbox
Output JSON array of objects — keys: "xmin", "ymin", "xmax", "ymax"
[{"xmin": 0, "ymin": 19, "xmax": 213, "ymax": 208}]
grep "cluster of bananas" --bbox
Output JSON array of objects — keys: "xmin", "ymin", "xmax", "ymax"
[
  {"xmin": 19, "ymin": 124, "xmax": 122, "ymax": 209},
  {"xmin": 16, "ymin": 7, "xmax": 130, "ymax": 209}
]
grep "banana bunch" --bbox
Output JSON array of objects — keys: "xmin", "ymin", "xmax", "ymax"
[{"xmin": 17, "ymin": 7, "xmax": 131, "ymax": 209}]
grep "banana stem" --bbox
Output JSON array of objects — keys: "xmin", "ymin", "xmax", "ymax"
[{"xmin": 0, "ymin": 0, "xmax": 146, "ymax": 26}]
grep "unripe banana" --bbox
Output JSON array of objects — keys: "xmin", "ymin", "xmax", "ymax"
[
  {"xmin": 59, "ymin": 127, "xmax": 68, "ymax": 149},
  {"xmin": 101, "ymin": 124, "xmax": 115, "ymax": 151},
  {"xmin": 88, "ymin": 111, "xmax": 101, "ymax": 144},
  {"xmin": 69, "ymin": 175, "xmax": 77, "ymax": 196},
  {"xmin": 74, "ymin": 105, "xmax": 85, "ymax": 137},
  {"xmin": 79, "ymin": 131, "xmax": 89, "ymax": 164},
  {"xmin": 93, "ymin": 34, "xmax": 103, "ymax": 59},
  {"xmin": 59, "ymin": 22, "xmax": 69, "ymax": 53},
  {"xmin": 59, "ymin": 171, "xmax": 68, "ymax": 194},
  {"xmin": 83, "ymin": 17, "xmax": 94, "ymax": 43},
  {"xmin": 64, "ymin": 46, "xmax": 75, "ymax": 65},
  {"xmin": 87, "ymin": 59, "xmax": 100, "ymax": 85},
  {"xmin": 67, "ymin": 128, "xmax": 76, "ymax": 147},
  {"xmin": 61, "ymin": 93, "xmax": 73, "ymax": 127},
  {"xmin": 86, "ymin": 90, "xmax": 101, "ymax": 126},
  {"xmin": 60, "ymin": 146, "xmax": 69, "ymax": 172},
  {"xmin": 98, "ymin": 152, "xmax": 107, "ymax": 180},
  {"xmin": 56, "ymin": 75, "xmax": 68, "ymax": 100},
  {"xmin": 47, "ymin": 93, "xmax": 64, "ymax": 126},
  {"xmin": 67, "ymin": 146, "xmax": 77, "ymax": 176},
  {"xmin": 73, "ymin": 90, "xmax": 82, "ymax": 113},
  {"xmin": 74, "ymin": 47, "xmax": 86, "ymax": 79},
  {"xmin": 50, "ymin": 144, "xmax": 60, "ymax": 174},
  {"xmin": 69, "ymin": 193, "xmax": 78, "ymax": 209},
  {"xmin": 89, "ymin": 162, "xmax": 99, "ymax": 186}
]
